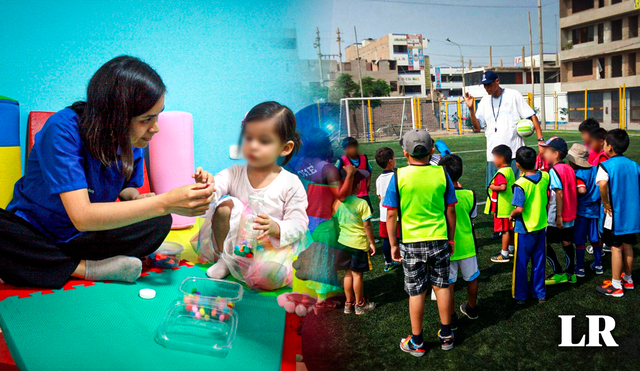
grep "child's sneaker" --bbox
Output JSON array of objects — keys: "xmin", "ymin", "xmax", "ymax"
[
  {"xmin": 621, "ymin": 274, "xmax": 634, "ymax": 290},
  {"xmin": 596, "ymin": 281, "xmax": 624, "ymax": 297},
  {"xmin": 490, "ymin": 252, "xmax": 510, "ymax": 263},
  {"xmin": 355, "ymin": 300, "xmax": 376, "ymax": 315},
  {"xmin": 586, "ymin": 245, "xmax": 593, "ymax": 254},
  {"xmin": 438, "ymin": 330, "xmax": 455, "ymax": 350},
  {"xmin": 590, "ymin": 262, "xmax": 604, "ymax": 275},
  {"xmin": 603, "ymin": 244, "xmax": 611, "ymax": 253},
  {"xmin": 384, "ymin": 262, "xmax": 400, "ymax": 273},
  {"xmin": 344, "ymin": 302, "xmax": 354, "ymax": 314},
  {"xmin": 399, "ymin": 335, "xmax": 426, "ymax": 357},
  {"xmin": 545, "ymin": 273, "xmax": 568, "ymax": 285},
  {"xmin": 575, "ymin": 268, "xmax": 585, "ymax": 278},
  {"xmin": 567, "ymin": 274, "xmax": 578, "ymax": 284},
  {"xmin": 460, "ymin": 302, "xmax": 478, "ymax": 319}
]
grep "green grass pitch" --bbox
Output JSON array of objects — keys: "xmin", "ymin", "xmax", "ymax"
[{"xmin": 302, "ymin": 131, "xmax": 640, "ymax": 371}]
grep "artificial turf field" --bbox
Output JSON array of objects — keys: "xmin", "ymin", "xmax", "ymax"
[{"xmin": 301, "ymin": 130, "xmax": 640, "ymax": 371}]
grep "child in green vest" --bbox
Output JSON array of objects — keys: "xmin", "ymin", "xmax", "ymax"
[
  {"xmin": 383, "ymin": 129, "xmax": 458, "ymax": 356},
  {"xmin": 486, "ymin": 145, "xmax": 516, "ymax": 263},
  {"xmin": 439, "ymin": 154, "xmax": 479, "ymax": 325},
  {"xmin": 510, "ymin": 147, "xmax": 549, "ymax": 304}
]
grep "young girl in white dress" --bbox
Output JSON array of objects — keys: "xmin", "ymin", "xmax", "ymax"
[{"xmin": 198, "ymin": 101, "xmax": 309, "ymax": 291}]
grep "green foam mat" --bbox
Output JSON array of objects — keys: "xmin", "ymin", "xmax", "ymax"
[{"xmin": 0, "ymin": 266, "xmax": 285, "ymax": 371}]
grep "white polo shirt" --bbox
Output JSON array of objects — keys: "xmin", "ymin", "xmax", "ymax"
[{"xmin": 476, "ymin": 87, "xmax": 535, "ymax": 162}]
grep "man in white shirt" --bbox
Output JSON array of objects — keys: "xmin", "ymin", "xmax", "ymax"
[{"xmin": 464, "ymin": 71, "xmax": 544, "ymax": 187}]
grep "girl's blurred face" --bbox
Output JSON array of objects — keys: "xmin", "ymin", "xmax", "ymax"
[
  {"xmin": 130, "ymin": 95, "xmax": 164, "ymax": 148},
  {"xmin": 242, "ymin": 119, "xmax": 291, "ymax": 168},
  {"xmin": 590, "ymin": 137, "xmax": 604, "ymax": 152}
]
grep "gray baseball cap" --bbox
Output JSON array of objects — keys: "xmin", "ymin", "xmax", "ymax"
[{"xmin": 400, "ymin": 129, "xmax": 433, "ymax": 157}]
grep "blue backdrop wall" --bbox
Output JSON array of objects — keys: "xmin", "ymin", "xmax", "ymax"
[{"xmin": 0, "ymin": 0, "xmax": 324, "ymax": 174}]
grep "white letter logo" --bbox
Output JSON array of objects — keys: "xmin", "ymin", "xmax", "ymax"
[{"xmin": 558, "ymin": 315, "xmax": 618, "ymax": 347}]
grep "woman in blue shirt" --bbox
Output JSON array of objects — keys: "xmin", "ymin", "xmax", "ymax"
[{"xmin": 0, "ymin": 56, "xmax": 215, "ymax": 288}]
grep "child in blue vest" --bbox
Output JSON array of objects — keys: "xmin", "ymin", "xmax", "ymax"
[
  {"xmin": 336, "ymin": 137, "xmax": 373, "ymax": 211},
  {"xmin": 439, "ymin": 154, "xmax": 479, "ymax": 324},
  {"xmin": 510, "ymin": 146, "xmax": 549, "ymax": 304},
  {"xmin": 565, "ymin": 143, "xmax": 603, "ymax": 276},
  {"xmin": 596, "ymin": 129, "xmax": 640, "ymax": 297}
]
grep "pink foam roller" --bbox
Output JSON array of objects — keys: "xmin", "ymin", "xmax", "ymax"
[{"xmin": 148, "ymin": 111, "xmax": 196, "ymax": 229}]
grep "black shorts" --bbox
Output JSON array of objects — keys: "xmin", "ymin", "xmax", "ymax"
[
  {"xmin": 601, "ymin": 229, "xmax": 638, "ymax": 247},
  {"xmin": 547, "ymin": 226, "xmax": 574, "ymax": 244},
  {"xmin": 400, "ymin": 240, "xmax": 451, "ymax": 296},
  {"xmin": 339, "ymin": 243, "xmax": 372, "ymax": 273}
]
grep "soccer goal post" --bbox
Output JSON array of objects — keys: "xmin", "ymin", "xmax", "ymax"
[{"xmin": 340, "ymin": 96, "xmax": 435, "ymax": 143}]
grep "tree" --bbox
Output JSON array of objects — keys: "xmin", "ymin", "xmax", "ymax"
[{"xmin": 328, "ymin": 73, "xmax": 358, "ymax": 104}]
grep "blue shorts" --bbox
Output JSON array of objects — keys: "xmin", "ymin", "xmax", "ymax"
[{"xmin": 573, "ymin": 216, "xmax": 600, "ymax": 246}]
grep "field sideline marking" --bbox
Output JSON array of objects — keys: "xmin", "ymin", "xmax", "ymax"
[{"xmin": 367, "ymin": 140, "xmax": 580, "ymax": 162}]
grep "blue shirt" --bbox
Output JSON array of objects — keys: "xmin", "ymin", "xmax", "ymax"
[
  {"xmin": 382, "ymin": 170, "xmax": 458, "ymax": 209},
  {"xmin": 7, "ymin": 108, "xmax": 145, "ymax": 243},
  {"xmin": 575, "ymin": 167, "xmax": 599, "ymax": 218},
  {"xmin": 512, "ymin": 172, "xmax": 542, "ymax": 234}
]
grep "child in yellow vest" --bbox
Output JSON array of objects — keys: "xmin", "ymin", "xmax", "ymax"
[
  {"xmin": 439, "ymin": 155, "xmax": 479, "ymax": 325},
  {"xmin": 510, "ymin": 147, "xmax": 549, "ymax": 304},
  {"xmin": 384, "ymin": 130, "xmax": 458, "ymax": 356},
  {"xmin": 486, "ymin": 145, "xmax": 516, "ymax": 263}
]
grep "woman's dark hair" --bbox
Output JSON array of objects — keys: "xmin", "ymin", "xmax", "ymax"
[
  {"xmin": 492, "ymin": 144, "xmax": 512, "ymax": 163},
  {"xmin": 439, "ymin": 154, "xmax": 463, "ymax": 183},
  {"xmin": 70, "ymin": 56, "xmax": 165, "ymax": 180},
  {"xmin": 579, "ymin": 118, "xmax": 600, "ymax": 133},
  {"xmin": 241, "ymin": 101, "xmax": 301, "ymax": 166},
  {"xmin": 375, "ymin": 147, "xmax": 395, "ymax": 169},
  {"xmin": 515, "ymin": 146, "xmax": 537, "ymax": 170},
  {"xmin": 605, "ymin": 129, "xmax": 629, "ymax": 155}
]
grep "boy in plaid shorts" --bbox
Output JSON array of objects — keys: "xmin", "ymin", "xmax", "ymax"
[{"xmin": 384, "ymin": 129, "xmax": 458, "ymax": 357}]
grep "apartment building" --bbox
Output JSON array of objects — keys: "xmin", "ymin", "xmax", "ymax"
[
  {"xmin": 559, "ymin": 0, "xmax": 640, "ymax": 126},
  {"xmin": 344, "ymin": 33, "xmax": 429, "ymax": 96}
]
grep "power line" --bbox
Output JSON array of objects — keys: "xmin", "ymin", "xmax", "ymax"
[
  {"xmin": 430, "ymin": 39, "xmax": 553, "ymax": 48},
  {"xmin": 360, "ymin": 0, "xmax": 558, "ymax": 9}
]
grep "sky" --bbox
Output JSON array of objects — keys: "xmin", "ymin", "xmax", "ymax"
[{"xmin": 296, "ymin": 0, "xmax": 560, "ymax": 68}]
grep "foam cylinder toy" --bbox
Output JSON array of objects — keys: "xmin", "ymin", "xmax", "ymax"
[
  {"xmin": 0, "ymin": 96, "xmax": 22, "ymax": 209},
  {"xmin": 148, "ymin": 111, "xmax": 195, "ymax": 229}
]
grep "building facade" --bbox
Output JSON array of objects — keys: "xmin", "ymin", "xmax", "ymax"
[
  {"xmin": 344, "ymin": 33, "xmax": 429, "ymax": 96},
  {"xmin": 559, "ymin": 0, "xmax": 639, "ymax": 126}
]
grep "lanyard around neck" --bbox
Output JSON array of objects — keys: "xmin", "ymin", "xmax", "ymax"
[{"xmin": 491, "ymin": 89, "xmax": 503, "ymax": 121}]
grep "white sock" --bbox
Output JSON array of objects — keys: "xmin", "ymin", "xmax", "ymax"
[
  {"xmin": 84, "ymin": 256, "xmax": 142, "ymax": 283},
  {"xmin": 206, "ymin": 259, "xmax": 230, "ymax": 279},
  {"xmin": 623, "ymin": 274, "xmax": 633, "ymax": 283},
  {"xmin": 508, "ymin": 245, "xmax": 515, "ymax": 253},
  {"xmin": 611, "ymin": 279, "xmax": 622, "ymax": 290},
  {"xmin": 501, "ymin": 250, "xmax": 509, "ymax": 257}
]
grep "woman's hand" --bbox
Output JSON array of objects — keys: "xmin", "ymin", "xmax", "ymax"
[
  {"xmin": 254, "ymin": 213, "xmax": 281, "ymax": 241},
  {"xmin": 162, "ymin": 183, "xmax": 215, "ymax": 216},
  {"xmin": 135, "ymin": 192, "xmax": 156, "ymax": 200},
  {"xmin": 193, "ymin": 167, "xmax": 214, "ymax": 185}
]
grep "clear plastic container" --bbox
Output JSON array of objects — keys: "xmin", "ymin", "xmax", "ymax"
[
  {"xmin": 178, "ymin": 277, "xmax": 243, "ymax": 305},
  {"xmin": 155, "ymin": 298, "xmax": 239, "ymax": 357}
]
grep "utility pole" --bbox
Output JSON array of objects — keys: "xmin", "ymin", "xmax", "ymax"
[
  {"xmin": 446, "ymin": 38, "xmax": 465, "ymax": 95},
  {"xmin": 489, "ymin": 46, "xmax": 492, "ymax": 67},
  {"xmin": 336, "ymin": 28, "xmax": 344, "ymax": 72},
  {"xmin": 538, "ymin": 0, "xmax": 546, "ymax": 126},
  {"xmin": 314, "ymin": 27, "xmax": 324, "ymax": 87},
  {"xmin": 354, "ymin": 27, "xmax": 366, "ymax": 133},
  {"xmin": 528, "ymin": 11, "xmax": 535, "ymax": 97}
]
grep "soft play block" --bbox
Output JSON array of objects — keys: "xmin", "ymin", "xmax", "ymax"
[
  {"xmin": 0, "ymin": 97, "xmax": 20, "ymax": 147},
  {"xmin": 148, "ymin": 111, "xmax": 196, "ymax": 229},
  {"xmin": 0, "ymin": 266, "xmax": 286, "ymax": 371},
  {"xmin": 0, "ymin": 147, "xmax": 21, "ymax": 209},
  {"xmin": 27, "ymin": 111, "xmax": 55, "ymax": 154}
]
